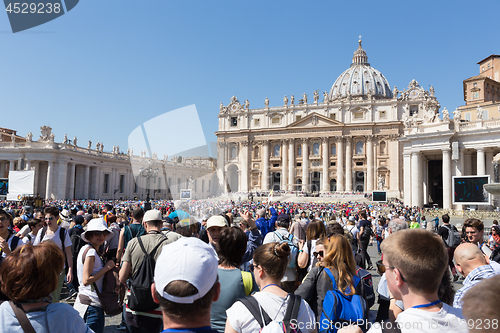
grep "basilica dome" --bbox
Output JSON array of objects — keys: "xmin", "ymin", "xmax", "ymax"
[{"xmin": 329, "ymin": 41, "xmax": 393, "ymax": 100}]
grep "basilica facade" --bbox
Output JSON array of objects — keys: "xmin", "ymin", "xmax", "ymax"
[{"xmin": 216, "ymin": 41, "xmax": 440, "ymax": 200}]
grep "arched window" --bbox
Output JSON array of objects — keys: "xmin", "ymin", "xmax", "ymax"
[
  {"xmin": 312, "ymin": 143, "xmax": 320, "ymax": 155},
  {"xmin": 273, "ymin": 144, "xmax": 280, "ymax": 157},
  {"xmin": 253, "ymin": 146, "xmax": 259, "ymax": 159},
  {"xmin": 331, "ymin": 144, "xmax": 336, "ymax": 156},
  {"xmin": 330, "ymin": 179, "xmax": 337, "ymax": 192},
  {"xmin": 356, "ymin": 141, "xmax": 363, "ymax": 155},
  {"xmin": 230, "ymin": 145, "xmax": 237, "ymax": 159},
  {"xmin": 380, "ymin": 141, "xmax": 386, "ymax": 155},
  {"xmin": 295, "ymin": 178, "xmax": 302, "ymax": 191}
]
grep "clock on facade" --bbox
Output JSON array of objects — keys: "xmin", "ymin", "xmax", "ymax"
[{"xmin": 409, "ymin": 89, "xmax": 420, "ymax": 99}]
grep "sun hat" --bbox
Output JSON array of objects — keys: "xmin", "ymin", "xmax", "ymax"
[
  {"xmin": 81, "ymin": 218, "xmax": 113, "ymax": 242},
  {"xmin": 144, "ymin": 209, "xmax": 163, "ymax": 223},
  {"xmin": 154, "ymin": 237, "xmax": 217, "ymax": 304},
  {"xmin": 60, "ymin": 209, "xmax": 70, "ymax": 221},
  {"xmin": 206, "ymin": 215, "xmax": 226, "ymax": 229}
]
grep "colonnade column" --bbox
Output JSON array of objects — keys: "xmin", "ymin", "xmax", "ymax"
[
  {"xmin": 345, "ymin": 137, "xmax": 352, "ymax": 192},
  {"xmin": 9, "ymin": 160, "xmax": 15, "ymax": 173},
  {"xmin": 84, "ymin": 165, "xmax": 90, "ymax": 199},
  {"xmin": 321, "ymin": 137, "xmax": 329, "ymax": 192},
  {"xmin": 281, "ymin": 139, "xmax": 288, "ymax": 192},
  {"xmin": 31, "ymin": 161, "xmax": 39, "ymax": 196},
  {"xmin": 477, "ymin": 148, "xmax": 485, "ymax": 175},
  {"xmin": 337, "ymin": 137, "xmax": 344, "ymax": 192},
  {"xmin": 69, "ymin": 163, "xmax": 76, "ymax": 200},
  {"xmin": 262, "ymin": 140, "xmax": 269, "ymax": 190},
  {"xmin": 57, "ymin": 161, "xmax": 68, "ymax": 199},
  {"xmin": 366, "ymin": 136, "xmax": 373, "ymax": 191},
  {"xmin": 443, "ymin": 149, "xmax": 452, "ymax": 209},
  {"xmin": 45, "ymin": 161, "xmax": 53, "ymax": 199},
  {"xmin": 411, "ymin": 152, "xmax": 422, "ymax": 207},
  {"xmin": 217, "ymin": 142, "xmax": 227, "ymax": 194},
  {"xmin": 241, "ymin": 141, "xmax": 249, "ymax": 192},
  {"xmin": 302, "ymin": 138, "xmax": 309, "ymax": 191},
  {"xmin": 288, "ymin": 140, "xmax": 295, "ymax": 191},
  {"xmin": 486, "ymin": 151, "xmax": 494, "ymax": 177}
]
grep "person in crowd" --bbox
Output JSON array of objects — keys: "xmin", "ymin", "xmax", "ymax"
[
  {"xmin": 255, "ymin": 206, "xmax": 278, "ymax": 237},
  {"xmin": 263, "ymin": 214, "xmax": 303, "ymax": 292},
  {"xmin": 339, "ymin": 229, "xmax": 468, "ymax": 333},
  {"xmin": 225, "ymin": 241, "xmax": 316, "ymax": 333},
  {"xmin": 437, "ymin": 214, "xmax": 460, "ymax": 282},
  {"xmin": 295, "ymin": 234, "xmax": 370, "ymax": 321},
  {"xmin": 463, "ymin": 218, "xmax": 485, "ymax": 247},
  {"xmin": 0, "ymin": 242, "xmax": 92, "ymax": 332},
  {"xmin": 21, "ymin": 218, "xmax": 44, "ymax": 245},
  {"xmin": 73, "ymin": 218, "xmax": 116, "ymax": 333},
  {"xmin": 119, "ymin": 209, "xmax": 182, "ymax": 333},
  {"xmin": 345, "ymin": 216, "xmax": 359, "ymax": 253},
  {"xmin": 487, "ymin": 225, "xmax": 500, "ymax": 251},
  {"xmin": 453, "ymin": 242, "xmax": 498, "ymax": 308},
  {"xmin": 289, "ymin": 213, "xmax": 308, "ymax": 241},
  {"xmin": 151, "ymin": 237, "xmax": 220, "ymax": 333},
  {"xmin": 116, "ymin": 207, "xmax": 145, "ymax": 264},
  {"xmin": 461, "ymin": 274, "xmax": 500, "ymax": 333},
  {"xmin": 298, "ymin": 220, "xmax": 326, "ymax": 273},
  {"xmin": 33, "ymin": 206, "xmax": 73, "ymax": 303},
  {"xmin": 375, "ymin": 218, "xmax": 386, "ymax": 255},
  {"xmin": 198, "ymin": 214, "xmax": 210, "ymax": 243},
  {"xmin": 210, "ymin": 226, "xmax": 258, "ymax": 331},
  {"xmin": 357, "ymin": 211, "xmax": 373, "ymax": 270},
  {"xmin": 69, "ymin": 215, "xmax": 86, "ymax": 237}
]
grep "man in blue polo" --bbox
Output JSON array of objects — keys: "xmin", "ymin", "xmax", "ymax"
[{"xmin": 255, "ymin": 206, "xmax": 277, "ymax": 237}]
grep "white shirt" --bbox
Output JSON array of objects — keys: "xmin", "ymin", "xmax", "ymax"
[
  {"xmin": 76, "ymin": 244, "xmax": 104, "ymax": 304},
  {"xmin": 1, "ymin": 234, "xmax": 26, "ymax": 258},
  {"xmin": 33, "ymin": 226, "xmax": 72, "ymax": 250}
]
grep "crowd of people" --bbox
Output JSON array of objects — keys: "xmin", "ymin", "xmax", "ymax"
[{"xmin": 0, "ymin": 197, "xmax": 499, "ymax": 333}]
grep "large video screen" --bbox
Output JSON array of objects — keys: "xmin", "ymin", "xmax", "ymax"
[
  {"xmin": 453, "ymin": 176, "xmax": 490, "ymax": 205},
  {"xmin": 0, "ymin": 179, "xmax": 8, "ymax": 196},
  {"xmin": 372, "ymin": 191, "xmax": 387, "ymax": 202}
]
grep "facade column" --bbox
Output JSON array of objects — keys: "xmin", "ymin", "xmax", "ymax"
[
  {"xmin": 486, "ymin": 151, "xmax": 494, "ymax": 178},
  {"xmin": 464, "ymin": 152, "xmax": 472, "ymax": 175},
  {"xmin": 262, "ymin": 140, "xmax": 269, "ymax": 190},
  {"xmin": 96, "ymin": 167, "xmax": 102, "ymax": 199},
  {"xmin": 69, "ymin": 163, "xmax": 76, "ymax": 200},
  {"xmin": 477, "ymin": 149, "xmax": 485, "ymax": 175},
  {"xmin": 241, "ymin": 141, "xmax": 249, "ymax": 192},
  {"xmin": 443, "ymin": 149, "xmax": 452, "ymax": 209},
  {"xmin": 366, "ymin": 136, "xmax": 374, "ymax": 191},
  {"xmin": 9, "ymin": 160, "xmax": 15, "ymax": 173},
  {"xmin": 281, "ymin": 139, "xmax": 288, "ymax": 192},
  {"xmin": 345, "ymin": 137, "xmax": 352, "ymax": 192},
  {"xmin": 31, "ymin": 161, "xmax": 39, "ymax": 196},
  {"xmin": 84, "ymin": 165, "xmax": 90, "ymax": 199},
  {"xmin": 423, "ymin": 158, "xmax": 428, "ymax": 205},
  {"xmin": 288, "ymin": 140, "xmax": 295, "ymax": 191},
  {"xmin": 411, "ymin": 152, "xmax": 422, "ymax": 207},
  {"xmin": 45, "ymin": 161, "xmax": 53, "ymax": 199},
  {"xmin": 302, "ymin": 138, "xmax": 309, "ymax": 191},
  {"xmin": 321, "ymin": 137, "xmax": 329, "ymax": 192},
  {"xmin": 57, "ymin": 161, "xmax": 68, "ymax": 199},
  {"xmin": 25, "ymin": 160, "xmax": 31, "ymax": 171},
  {"xmin": 217, "ymin": 142, "xmax": 227, "ymax": 194},
  {"xmin": 337, "ymin": 137, "xmax": 344, "ymax": 192}
]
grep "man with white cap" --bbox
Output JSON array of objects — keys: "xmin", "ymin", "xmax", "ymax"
[
  {"xmin": 152, "ymin": 237, "xmax": 220, "ymax": 333},
  {"xmin": 119, "ymin": 209, "xmax": 182, "ymax": 333}
]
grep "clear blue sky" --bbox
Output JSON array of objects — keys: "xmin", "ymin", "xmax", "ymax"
[{"xmin": 1, "ymin": 0, "xmax": 499, "ymax": 157}]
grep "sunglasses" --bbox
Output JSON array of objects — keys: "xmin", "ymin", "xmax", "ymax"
[
  {"xmin": 45, "ymin": 217, "xmax": 54, "ymax": 221},
  {"xmin": 91, "ymin": 231, "xmax": 107, "ymax": 236},
  {"xmin": 313, "ymin": 251, "xmax": 324, "ymax": 257}
]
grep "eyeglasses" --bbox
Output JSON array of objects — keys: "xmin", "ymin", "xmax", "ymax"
[
  {"xmin": 383, "ymin": 264, "xmax": 407, "ymax": 282},
  {"xmin": 313, "ymin": 251, "xmax": 324, "ymax": 257},
  {"xmin": 45, "ymin": 217, "xmax": 54, "ymax": 221}
]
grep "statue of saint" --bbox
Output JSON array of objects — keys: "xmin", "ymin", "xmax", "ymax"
[
  {"xmin": 290, "ymin": 94, "xmax": 295, "ymax": 105},
  {"xmin": 323, "ymin": 91, "xmax": 329, "ymax": 103},
  {"xmin": 26, "ymin": 132, "xmax": 33, "ymax": 142},
  {"xmin": 73, "ymin": 136, "xmax": 77, "ymax": 146},
  {"xmin": 283, "ymin": 95, "xmax": 288, "ymax": 106},
  {"xmin": 87, "ymin": 140, "xmax": 92, "ymax": 149},
  {"xmin": 244, "ymin": 99, "xmax": 249, "ymax": 109},
  {"xmin": 442, "ymin": 108, "xmax": 450, "ymax": 121},
  {"xmin": 11, "ymin": 132, "xmax": 15, "ymax": 142},
  {"xmin": 476, "ymin": 107, "xmax": 483, "ymax": 120},
  {"xmin": 393, "ymin": 86, "xmax": 398, "ymax": 98},
  {"xmin": 96, "ymin": 142, "xmax": 100, "ymax": 151},
  {"xmin": 313, "ymin": 91, "xmax": 319, "ymax": 103},
  {"xmin": 378, "ymin": 174, "xmax": 385, "ymax": 190},
  {"xmin": 219, "ymin": 102, "xmax": 224, "ymax": 112},
  {"xmin": 100, "ymin": 143, "xmax": 104, "ymax": 152},
  {"xmin": 265, "ymin": 97, "xmax": 269, "ymax": 107},
  {"xmin": 63, "ymin": 134, "xmax": 68, "ymax": 144},
  {"xmin": 302, "ymin": 93, "xmax": 308, "ymax": 104},
  {"xmin": 453, "ymin": 108, "xmax": 461, "ymax": 122}
]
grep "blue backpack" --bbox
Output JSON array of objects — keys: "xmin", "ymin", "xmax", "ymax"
[
  {"xmin": 273, "ymin": 231, "xmax": 298, "ymax": 269},
  {"xmin": 319, "ymin": 268, "xmax": 367, "ymax": 333}
]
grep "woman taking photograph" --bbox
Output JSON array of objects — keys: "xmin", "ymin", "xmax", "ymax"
[
  {"xmin": 295, "ymin": 234, "xmax": 368, "ymax": 322},
  {"xmin": 225, "ymin": 242, "xmax": 316, "ymax": 333},
  {"xmin": 73, "ymin": 218, "xmax": 116, "ymax": 333},
  {"xmin": 0, "ymin": 242, "xmax": 92, "ymax": 332}
]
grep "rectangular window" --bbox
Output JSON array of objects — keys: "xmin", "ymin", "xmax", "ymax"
[
  {"xmin": 297, "ymin": 147, "xmax": 302, "ymax": 156},
  {"xmin": 254, "ymin": 119, "xmax": 260, "ymax": 126},
  {"xmin": 330, "ymin": 162, "xmax": 336, "ymax": 166},
  {"xmin": 296, "ymin": 115, "xmax": 302, "ymax": 121},
  {"xmin": 297, "ymin": 163, "xmax": 302, "ymax": 167},
  {"xmin": 272, "ymin": 117, "xmax": 280, "ymax": 124},
  {"xmin": 379, "ymin": 111, "xmax": 386, "ymax": 119},
  {"xmin": 354, "ymin": 112, "xmax": 364, "ymax": 120},
  {"xmin": 208, "ymin": 180, "xmax": 211, "ymax": 192},
  {"xmin": 273, "ymin": 164, "xmax": 279, "ymax": 168},
  {"xmin": 119, "ymin": 175, "xmax": 125, "ymax": 193},
  {"xmin": 410, "ymin": 105, "xmax": 418, "ymax": 116},
  {"xmin": 202, "ymin": 180, "xmax": 205, "ymax": 193},
  {"xmin": 330, "ymin": 114, "xmax": 336, "ymax": 120},
  {"xmin": 484, "ymin": 110, "xmax": 489, "ymax": 120},
  {"xmin": 104, "ymin": 174, "xmax": 109, "ymax": 194},
  {"xmin": 464, "ymin": 112, "xmax": 471, "ymax": 121},
  {"xmin": 331, "ymin": 146, "xmax": 336, "ymax": 155},
  {"xmin": 356, "ymin": 162, "xmax": 363, "ymax": 166},
  {"xmin": 230, "ymin": 117, "xmax": 238, "ymax": 127}
]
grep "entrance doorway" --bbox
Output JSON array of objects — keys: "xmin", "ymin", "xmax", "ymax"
[
  {"xmin": 355, "ymin": 171, "xmax": 364, "ymax": 192},
  {"xmin": 271, "ymin": 172, "xmax": 281, "ymax": 191},
  {"xmin": 428, "ymin": 160, "xmax": 443, "ymax": 208},
  {"xmin": 311, "ymin": 172, "xmax": 321, "ymax": 192},
  {"xmin": 330, "ymin": 179, "xmax": 337, "ymax": 192}
]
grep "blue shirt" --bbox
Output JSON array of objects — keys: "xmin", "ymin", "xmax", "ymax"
[
  {"xmin": 453, "ymin": 264, "xmax": 496, "ymax": 308},
  {"xmin": 255, "ymin": 207, "xmax": 278, "ymax": 237}
]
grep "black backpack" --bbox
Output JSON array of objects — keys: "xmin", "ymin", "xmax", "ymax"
[
  {"xmin": 71, "ymin": 233, "xmax": 88, "ymax": 289},
  {"xmin": 360, "ymin": 221, "xmax": 373, "ymax": 240},
  {"xmin": 128, "ymin": 234, "xmax": 168, "ymax": 312}
]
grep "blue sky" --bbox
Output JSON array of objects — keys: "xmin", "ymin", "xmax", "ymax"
[{"xmin": 1, "ymin": 0, "xmax": 499, "ymax": 157}]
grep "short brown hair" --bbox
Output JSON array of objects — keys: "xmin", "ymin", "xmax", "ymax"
[
  {"xmin": 0, "ymin": 242, "xmax": 64, "ymax": 302},
  {"xmin": 253, "ymin": 242, "xmax": 290, "ymax": 280},
  {"xmin": 463, "ymin": 218, "xmax": 484, "ymax": 232},
  {"xmin": 462, "ymin": 274, "xmax": 500, "ymax": 332},
  {"xmin": 306, "ymin": 221, "xmax": 326, "ymax": 240},
  {"xmin": 156, "ymin": 279, "xmax": 218, "ymax": 319},
  {"xmin": 381, "ymin": 229, "xmax": 447, "ymax": 295},
  {"xmin": 44, "ymin": 206, "xmax": 60, "ymax": 218},
  {"xmin": 0, "ymin": 210, "xmax": 13, "ymax": 223},
  {"xmin": 216, "ymin": 227, "xmax": 247, "ymax": 267}
]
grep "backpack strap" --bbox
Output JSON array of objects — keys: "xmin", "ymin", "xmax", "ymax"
[
  {"xmin": 9, "ymin": 301, "xmax": 36, "ymax": 333},
  {"xmin": 81, "ymin": 245, "xmax": 92, "ymax": 265},
  {"xmin": 238, "ymin": 296, "xmax": 272, "ymax": 328},
  {"xmin": 274, "ymin": 231, "xmax": 284, "ymax": 242},
  {"xmin": 241, "ymin": 271, "xmax": 253, "ymax": 296},
  {"xmin": 137, "ymin": 234, "xmax": 168, "ymax": 257},
  {"xmin": 39, "ymin": 226, "xmax": 47, "ymax": 242},
  {"xmin": 283, "ymin": 294, "xmax": 302, "ymax": 333},
  {"xmin": 10, "ymin": 235, "xmax": 20, "ymax": 252}
]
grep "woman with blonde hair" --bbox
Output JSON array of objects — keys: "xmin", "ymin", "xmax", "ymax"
[
  {"xmin": 0, "ymin": 242, "xmax": 92, "ymax": 332},
  {"xmin": 295, "ymin": 235, "xmax": 368, "ymax": 322}
]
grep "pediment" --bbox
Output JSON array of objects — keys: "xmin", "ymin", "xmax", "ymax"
[{"xmin": 286, "ymin": 112, "xmax": 343, "ymax": 128}]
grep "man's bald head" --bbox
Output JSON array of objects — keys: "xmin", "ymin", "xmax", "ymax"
[{"xmin": 454, "ymin": 243, "xmax": 487, "ymax": 277}]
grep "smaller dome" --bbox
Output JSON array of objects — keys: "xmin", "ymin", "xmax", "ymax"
[{"xmin": 329, "ymin": 40, "xmax": 393, "ymax": 100}]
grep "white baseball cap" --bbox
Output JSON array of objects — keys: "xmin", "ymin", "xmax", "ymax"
[
  {"xmin": 206, "ymin": 215, "xmax": 226, "ymax": 229},
  {"xmin": 144, "ymin": 209, "xmax": 162, "ymax": 223},
  {"xmin": 154, "ymin": 237, "xmax": 218, "ymax": 304}
]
